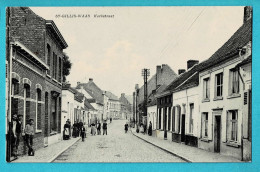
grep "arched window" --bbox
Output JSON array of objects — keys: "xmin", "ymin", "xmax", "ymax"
[
  {"xmin": 36, "ymin": 88, "xmax": 42, "ymax": 131},
  {"xmin": 24, "ymin": 83, "xmax": 31, "ymax": 127}
]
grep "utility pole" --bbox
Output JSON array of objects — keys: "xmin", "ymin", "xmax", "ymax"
[{"xmin": 141, "ymin": 68, "xmax": 150, "ymax": 126}]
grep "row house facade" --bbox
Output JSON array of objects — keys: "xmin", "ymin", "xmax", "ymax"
[
  {"xmin": 154, "ymin": 6, "xmax": 252, "ymax": 161},
  {"xmin": 62, "ymin": 83, "xmax": 96, "ymax": 132},
  {"xmin": 76, "ymin": 78, "xmax": 109, "ymax": 123},
  {"xmin": 6, "ymin": 7, "xmax": 68, "ymax": 160},
  {"xmin": 134, "ymin": 64, "xmax": 177, "ymax": 127},
  {"xmin": 105, "ymin": 91, "xmax": 120, "ymax": 120},
  {"xmin": 119, "ymin": 93, "xmax": 132, "ymax": 120},
  {"xmin": 6, "ymin": 7, "xmax": 68, "ymax": 157}
]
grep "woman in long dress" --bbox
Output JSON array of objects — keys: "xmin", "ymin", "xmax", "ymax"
[
  {"xmin": 91, "ymin": 123, "xmax": 96, "ymax": 136},
  {"xmin": 64, "ymin": 121, "xmax": 70, "ymax": 140}
]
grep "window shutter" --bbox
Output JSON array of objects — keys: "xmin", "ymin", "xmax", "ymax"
[
  {"xmin": 208, "ymin": 112, "xmax": 213, "ymax": 140},
  {"xmin": 226, "ymin": 111, "xmax": 231, "ymax": 141}
]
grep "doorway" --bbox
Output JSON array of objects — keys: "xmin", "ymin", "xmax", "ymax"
[
  {"xmin": 181, "ymin": 114, "xmax": 185, "ymax": 142},
  {"xmin": 214, "ymin": 116, "xmax": 221, "ymax": 153}
]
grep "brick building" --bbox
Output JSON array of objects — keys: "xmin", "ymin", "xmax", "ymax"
[{"xmin": 6, "ymin": 7, "xmax": 68, "ymax": 158}]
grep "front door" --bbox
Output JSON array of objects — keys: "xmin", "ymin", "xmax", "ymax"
[
  {"xmin": 214, "ymin": 116, "xmax": 221, "ymax": 152},
  {"xmin": 181, "ymin": 115, "xmax": 185, "ymax": 142}
]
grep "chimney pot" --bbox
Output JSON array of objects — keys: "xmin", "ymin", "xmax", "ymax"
[
  {"xmin": 187, "ymin": 60, "xmax": 199, "ymax": 70},
  {"xmin": 89, "ymin": 78, "xmax": 93, "ymax": 82}
]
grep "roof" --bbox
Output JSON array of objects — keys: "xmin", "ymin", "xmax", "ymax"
[
  {"xmin": 125, "ymin": 95, "xmax": 133, "ymax": 105},
  {"xmin": 46, "ymin": 20, "xmax": 68, "ymax": 49},
  {"xmin": 148, "ymin": 85, "xmax": 167, "ymax": 106},
  {"xmin": 84, "ymin": 99, "xmax": 95, "ymax": 110},
  {"xmin": 71, "ymin": 87, "xmax": 84, "ymax": 103},
  {"xmin": 138, "ymin": 64, "xmax": 177, "ymax": 104},
  {"xmin": 76, "ymin": 81, "xmax": 104, "ymax": 105},
  {"xmin": 105, "ymin": 91, "xmax": 119, "ymax": 101},
  {"xmin": 159, "ymin": 19, "xmax": 252, "ymax": 96}
]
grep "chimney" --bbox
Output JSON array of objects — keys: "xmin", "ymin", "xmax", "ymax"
[
  {"xmin": 89, "ymin": 78, "xmax": 93, "ymax": 82},
  {"xmin": 135, "ymin": 84, "xmax": 139, "ymax": 90},
  {"xmin": 121, "ymin": 93, "xmax": 125, "ymax": 97},
  {"xmin": 187, "ymin": 60, "xmax": 199, "ymax": 70},
  {"xmin": 178, "ymin": 69, "xmax": 186, "ymax": 75},
  {"xmin": 77, "ymin": 82, "xmax": 80, "ymax": 85},
  {"xmin": 156, "ymin": 65, "xmax": 162, "ymax": 87},
  {"xmin": 244, "ymin": 6, "xmax": 252, "ymax": 24}
]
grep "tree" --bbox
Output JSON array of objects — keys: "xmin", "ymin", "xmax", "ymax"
[{"xmin": 63, "ymin": 53, "xmax": 72, "ymax": 82}]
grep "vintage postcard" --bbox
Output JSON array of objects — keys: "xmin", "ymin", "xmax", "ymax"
[{"xmin": 4, "ymin": 6, "xmax": 252, "ymax": 164}]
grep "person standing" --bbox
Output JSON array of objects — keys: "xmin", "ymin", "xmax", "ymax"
[
  {"xmin": 97, "ymin": 121, "xmax": 101, "ymax": 135},
  {"xmin": 81, "ymin": 126, "xmax": 86, "ymax": 142},
  {"xmin": 103, "ymin": 120, "xmax": 107, "ymax": 135},
  {"xmin": 110, "ymin": 117, "xmax": 112, "ymax": 123},
  {"xmin": 91, "ymin": 123, "xmax": 96, "ymax": 136},
  {"xmin": 124, "ymin": 122, "xmax": 129, "ymax": 133},
  {"xmin": 64, "ymin": 121, "xmax": 71, "ymax": 140},
  {"xmin": 148, "ymin": 121, "xmax": 152, "ymax": 136},
  {"xmin": 24, "ymin": 119, "xmax": 34, "ymax": 156}
]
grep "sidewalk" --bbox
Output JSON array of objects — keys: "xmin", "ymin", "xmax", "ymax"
[
  {"xmin": 13, "ymin": 137, "xmax": 81, "ymax": 163},
  {"xmin": 131, "ymin": 129, "xmax": 242, "ymax": 162}
]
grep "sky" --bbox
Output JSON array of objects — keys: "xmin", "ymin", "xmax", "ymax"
[{"xmin": 31, "ymin": 6, "xmax": 244, "ymax": 97}]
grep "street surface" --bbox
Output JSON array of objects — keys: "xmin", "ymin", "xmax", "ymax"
[{"xmin": 53, "ymin": 120, "xmax": 185, "ymax": 162}]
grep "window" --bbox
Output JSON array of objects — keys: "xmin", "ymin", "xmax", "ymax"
[
  {"xmin": 36, "ymin": 89, "xmax": 42, "ymax": 130},
  {"xmin": 202, "ymin": 113, "xmax": 208, "ymax": 138},
  {"xmin": 230, "ymin": 69, "xmax": 240, "ymax": 94},
  {"xmin": 51, "ymin": 97, "xmax": 57, "ymax": 133},
  {"xmin": 158, "ymin": 108, "xmax": 162, "ymax": 129},
  {"xmin": 215, "ymin": 73, "xmax": 223, "ymax": 97},
  {"xmin": 168, "ymin": 107, "xmax": 171, "ymax": 131},
  {"xmin": 203, "ymin": 78, "xmax": 210, "ymax": 99},
  {"xmin": 172, "ymin": 106, "xmax": 175, "ymax": 132},
  {"xmin": 53, "ymin": 53, "xmax": 57, "ymax": 79},
  {"xmin": 189, "ymin": 104, "xmax": 194, "ymax": 133},
  {"xmin": 58, "ymin": 57, "xmax": 62, "ymax": 82},
  {"xmin": 227, "ymin": 110, "xmax": 238, "ymax": 142},
  {"xmin": 11, "ymin": 80, "xmax": 19, "ymax": 118},
  {"xmin": 24, "ymin": 84, "xmax": 30, "ymax": 127},
  {"xmin": 47, "ymin": 44, "xmax": 51, "ymax": 75}
]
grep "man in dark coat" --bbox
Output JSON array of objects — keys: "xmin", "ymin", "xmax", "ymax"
[{"xmin": 103, "ymin": 121, "xmax": 108, "ymax": 135}]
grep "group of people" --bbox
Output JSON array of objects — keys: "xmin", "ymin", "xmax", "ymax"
[
  {"xmin": 138, "ymin": 121, "xmax": 153, "ymax": 136},
  {"xmin": 10, "ymin": 114, "xmax": 35, "ymax": 158},
  {"xmin": 64, "ymin": 120, "xmax": 86, "ymax": 142},
  {"xmin": 90, "ymin": 120, "xmax": 108, "ymax": 136}
]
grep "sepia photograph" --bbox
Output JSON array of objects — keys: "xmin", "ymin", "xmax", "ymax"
[{"xmin": 5, "ymin": 6, "xmax": 252, "ymax": 163}]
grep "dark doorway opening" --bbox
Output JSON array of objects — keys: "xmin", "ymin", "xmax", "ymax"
[
  {"xmin": 214, "ymin": 116, "xmax": 221, "ymax": 153},
  {"xmin": 181, "ymin": 115, "xmax": 185, "ymax": 142}
]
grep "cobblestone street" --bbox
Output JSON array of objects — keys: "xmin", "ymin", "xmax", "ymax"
[{"xmin": 53, "ymin": 120, "xmax": 185, "ymax": 162}]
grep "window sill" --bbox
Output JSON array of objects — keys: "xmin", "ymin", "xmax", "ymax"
[
  {"xmin": 52, "ymin": 78, "xmax": 58, "ymax": 83},
  {"xmin": 226, "ymin": 141, "xmax": 240, "ymax": 148},
  {"xmin": 35, "ymin": 129, "xmax": 42, "ymax": 133},
  {"xmin": 202, "ymin": 98, "xmax": 210, "ymax": 103},
  {"xmin": 50, "ymin": 131, "xmax": 57, "ymax": 136},
  {"xmin": 227, "ymin": 94, "xmax": 241, "ymax": 99},
  {"xmin": 213, "ymin": 96, "xmax": 223, "ymax": 101},
  {"xmin": 200, "ymin": 138, "xmax": 210, "ymax": 142}
]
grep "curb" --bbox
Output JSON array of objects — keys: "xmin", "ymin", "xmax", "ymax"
[
  {"xmin": 48, "ymin": 137, "xmax": 81, "ymax": 163},
  {"xmin": 130, "ymin": 129, "xmax": 192, "ymax": 163}
]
